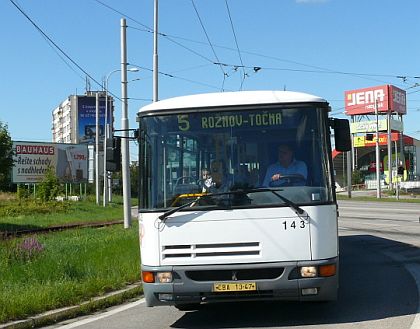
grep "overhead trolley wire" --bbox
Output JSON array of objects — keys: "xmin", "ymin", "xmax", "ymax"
[
  {"xmin": 224, "ymin": 0, "xmax": 246, "ymax": 90},
  {"xmin": 190, "ymin": 0, "xmax": 228, "ymax": 90},
  {"xmin": 93, "ymin": 0, "xmax": 420, "ymax": 92},
  {"xmin": 129, "ymin": 64, "xmax": 226, "ymax": 91},
  {"xmin": 93, "ymin": 0, "xmax": 219, "ymax": 66},
  {"xmin": 8, "ymin": 0, "xmax": 114, "ymax": 98},
  {"xmin": 93, "ymin": 0, "xmax": 420, "ymax": 94}
]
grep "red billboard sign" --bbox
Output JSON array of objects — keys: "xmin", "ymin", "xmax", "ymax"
[
  {"xmin": 344, "ymin": 85, "xmax": 406, "ymax": 115},
  {"xmin": 388, "ymin": 85, "xmax": 407, "ymax": 114}
]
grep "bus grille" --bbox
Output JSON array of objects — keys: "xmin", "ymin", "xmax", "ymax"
[
  {"xmin": 186, "ymin": 267, "xmax": 284, "ymax": 281},
  {"xmin": 162, "ymin": 242, "xmax": 261, "ymax": 259}
]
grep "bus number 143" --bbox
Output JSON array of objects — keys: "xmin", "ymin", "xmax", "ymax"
[{"xmin": 283, "ymin": 220, "xmax": 306, "ymax": 230}]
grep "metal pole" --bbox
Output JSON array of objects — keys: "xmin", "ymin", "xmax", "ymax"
[
  {"xmin": 103, "ymin": 89, "xmax": 109, "ymax": 206},
  {"xmin": 351, "ymin": 116, "xmax": 355, "ymax": 171},
  {"xmin": 347, "ymin": 150, "xmax": 352, "ymax": 198},
  {"xmin": 107, "ymin": 123, "xmax": 112, "ymax": 203},
  {"xmin": 95, "ymin": 93, "xmax": 100, "ymax": 205},
  {"xmin": 153, "ymin": 0, "xmax": 158, "ymax": 102},
  {"xmin": 121, "ymin": 18, "xmax": 131, "ymax": 228},
  {"xmin": 395, "ymin": 140, "xmax": 399, "ymax": 200},
  {"xmin": 375, "ymin": 98, "xmax": 381, "ymax": 198},
  {"xmin": 399, "ymin": 115, "xmax": 405, "ymax": 173},
  {"xmin": 387, "ymin": 111, "xmax": 392, "ymax": 190}
]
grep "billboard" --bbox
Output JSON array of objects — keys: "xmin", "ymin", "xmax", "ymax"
[
  {"xmin": 12, "ymin": 141, "xmax": 88, "ymax": 183},
  {"xmin": 353, "ymin": 133, "xmax": 413, "ymax": 148},
  {"xmin": 344, "ymin": 85, "xmax": 406, "ymax": 115},
  {"xmin": 350, "ymin": 119, "xmax": 404, "ymax": 133},
  {"xmin": 77, "ymin": 96, "xmax": 112, "ymax": 144}
]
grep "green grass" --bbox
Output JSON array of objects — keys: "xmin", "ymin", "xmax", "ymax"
[
  {"xmin": 0, "ymin": 224, "xmax": 141, "ymax": 323},
  {"xmin": 0, "ymin": 197, "xmax": 130, "ymax": 233}
]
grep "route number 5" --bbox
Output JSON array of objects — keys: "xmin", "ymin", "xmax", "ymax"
[{"xmin": 178, "ymin": 115, "xmax": 190, "ymax": 131}]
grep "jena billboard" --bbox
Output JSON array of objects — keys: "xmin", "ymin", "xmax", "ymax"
[
  {"xmin": 12, "ymin": 141, "xmax": 88, "ymax": 183},
  {"xmin": 344, "ymin": 85, "xmax": 406, "ymax": 115}
]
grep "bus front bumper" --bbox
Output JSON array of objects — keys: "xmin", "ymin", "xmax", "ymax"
[{"xmin": 141, "ymin": 258, "xmax": 338, "ymax": 307}]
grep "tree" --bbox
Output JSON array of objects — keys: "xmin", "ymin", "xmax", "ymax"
[
  {"xmin": 0, "ymin": 121, "xmax": 14, "ymax": 191},
  {"xmin": 130, "ymin": 162, "xmax": 139, "ymax": 198}
]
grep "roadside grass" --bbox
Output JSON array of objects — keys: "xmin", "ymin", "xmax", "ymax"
[
  {"xmin": 0, "ymin": 224, "xmax": 141, "ymax": 324},
  {"xmin": 0, "ymin": 195, "xmax": 135, "ymax": 233}
]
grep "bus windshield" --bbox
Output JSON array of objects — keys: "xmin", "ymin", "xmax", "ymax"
[{"xmin": 138, "ymin": 105, "xmax": 333, "ymax": 211}]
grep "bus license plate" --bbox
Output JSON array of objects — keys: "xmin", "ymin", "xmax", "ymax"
[{"xmin": 213, "ymin": 282, "xmax": 256, "ymax": 292}]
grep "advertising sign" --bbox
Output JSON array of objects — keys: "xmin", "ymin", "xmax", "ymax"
[
  {"xmin": 12, "ymin": 141, "xmax": 88, "ymax": 183},
  {"xmin": 344, "ymin": 85, "xmax": 406, "ymax": 115},
  {"xmin": 353, "ymin": 133, "xmax": 412, "ymax": 148},
  {"xmin": 388, "ymin": 85, "xmax": 407, "ymax": 114},
  {"xmin": 77, "ymin": 96, "xmax": 112, "ymax": 144},
  {"xmin": 350, "ymin": 119, "xmax": 404, "ymax": 133}
]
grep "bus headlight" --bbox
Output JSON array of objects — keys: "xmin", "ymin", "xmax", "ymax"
[
  {"xmin": 300, "ymin": 266, "xmax": 317, "ymax": 278},
  {"xmin": 157, "ymin": 272, "xmax": 173, "ymax": 283}
]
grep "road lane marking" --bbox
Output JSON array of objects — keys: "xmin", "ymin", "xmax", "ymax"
[
  {"xmin": 406, "ymin": 264, "xmax": 420, "ymax": 329},
  {"xmin": 54, "ymin": 299, "xmax": 145, "ymax": 329},
  {"xmin": 382, "ymin": 251, "xmax": 420, "ymax": 329}
]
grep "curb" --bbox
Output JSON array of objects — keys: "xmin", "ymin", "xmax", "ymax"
[{"xmin": 0, "ymin": 283, "xmax": 143, "ymax": 329}]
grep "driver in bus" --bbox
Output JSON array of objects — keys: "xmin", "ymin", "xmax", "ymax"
[{"xmin": 262, "ymin": 144, "xmax": 307, "ymax": 187}]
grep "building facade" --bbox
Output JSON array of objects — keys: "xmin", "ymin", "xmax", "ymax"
[
  {"xmin": 52, "ymin": 92, "xmax": 114, "ymax": 183},
  {"xmin": 52, "ymin": 91, "xmax": 114, "ymax": 144}
]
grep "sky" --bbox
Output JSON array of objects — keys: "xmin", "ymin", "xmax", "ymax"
[{"xmin": 1, "ymin": 0, "xmax": 420, "ymax": 161}]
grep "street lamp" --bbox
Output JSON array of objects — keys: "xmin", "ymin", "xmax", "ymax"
[{"xmin": 103, "ymin": 67, "xmax": 139, "ymax": 207}]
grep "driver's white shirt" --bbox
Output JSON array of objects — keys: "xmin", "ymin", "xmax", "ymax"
[{"xmin": 262, "ymin": 159, "xmax": 307, "ymax": 187}]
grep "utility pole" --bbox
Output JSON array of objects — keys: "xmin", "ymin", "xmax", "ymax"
[
  {"xmin": 95, "ymin": 93, "xmax": 100, "ymax": 205},
  {"xmin": 347, "ymin": 150, "xmax": 352, "ymax": 198},
  {"xmin": 153, "ymin": 0, "xmax": 159, "ymax": 102},
  {"xmin": 121, "ymin": 18, "xmax": 131, "ymax": 228},
  {"xmin": 387, "ymin": 110, "xmax": 393, "ymax": 191},
  {"xmin": 375, "ymin": 98, "xmax": 381, "ymax": 198},
  {"xmin": 103, "ymin": 89, "xmax": 112, "ymax": 207}
]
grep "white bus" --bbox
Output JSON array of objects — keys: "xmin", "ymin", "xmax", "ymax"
[{"xmin": 137, "ymin": 90, "xmax": 351, "ymax": 310}]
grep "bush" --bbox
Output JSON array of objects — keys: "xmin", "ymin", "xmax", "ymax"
[
  {"xmin": 17, "ymin": 185, "xmax": 31, "ymax": 200},
  {"xmin": 38, "ymin": 168, "xmax": 62, "ymax": 202},
  {"xmin": 352, "ymin": 170, "xmax": 365, "ymax": 186}
]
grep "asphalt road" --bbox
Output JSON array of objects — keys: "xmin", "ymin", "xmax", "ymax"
[{"xmin": 45, "ymin": 200, "xmax": 420, "ymax": 329}]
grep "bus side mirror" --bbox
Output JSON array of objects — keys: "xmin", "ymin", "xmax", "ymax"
[
  {"xmin": 331, "ymin": 119, "xmax": 351, "ymax": 152},
  {"xmin": 106, "ymin": 137, "xmax": 121, "ymax": 172}
]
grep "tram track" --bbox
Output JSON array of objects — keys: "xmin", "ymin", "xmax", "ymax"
[{"xmin": 0, "ymin": 220, "xmax": 124, "ymax": 240}]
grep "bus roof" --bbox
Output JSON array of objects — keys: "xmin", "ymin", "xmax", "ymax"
[{"xmin": 138, "ymin": 90, "xmax": 327, "ymax": 114}]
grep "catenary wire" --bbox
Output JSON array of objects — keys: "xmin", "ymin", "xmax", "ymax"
[
  {"xmin": 224, "ymin": 0, "xmax": 246, "ymax": 90},
  {"xmin": 190, "ymin": 0, "xmax": 227, "ymax": 90},
  {"xmin": 8, "ymin": 0, "xmax": 108, "ymax": 95},
  {"xmin": 93, "ymin": 0, "xmax": 420, "ymax": 89}
]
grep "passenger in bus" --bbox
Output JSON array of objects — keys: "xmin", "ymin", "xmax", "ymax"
[
  {"xmin": 262, "ymin": 144, "xmax": 307, "ymax": 187},
  {"xmin": 199, "ymin": 168, "xmax": 213, "ymax": 192},
  {"xmin": 200, "ymin": 160, "xmax": 232, "ymax": 193}
]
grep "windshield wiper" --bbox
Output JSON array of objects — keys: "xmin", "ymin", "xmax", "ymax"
[
  {"xmin": 158, "ymin": 195, "xmax": 204, "ymax": 221},
  {"xmin": 229, "ymin": 187, "xmax": 305, "ymax": 216},
  {"xmin": 159, "ymin": 190, "xmax": 238, "ymax": 221},
  {"xmin": 158, "ymin": 188, "xmax": 305, "ymax": 221}
]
